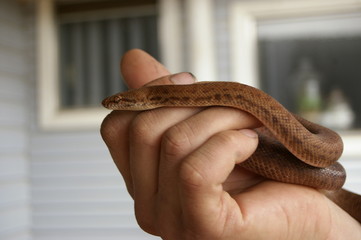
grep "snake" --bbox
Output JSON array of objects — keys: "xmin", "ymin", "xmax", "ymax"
[{"xmin": 102, "ymin": 81, "xmax": 361, "ymax": 223}]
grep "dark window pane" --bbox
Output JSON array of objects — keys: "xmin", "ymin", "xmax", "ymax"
[
  {"xmin": 259, "ymin": 37, "xmax": 361, "ymax": 130},
  {"xmin": 58, "ymin": 5, "xmax": 159, "ymax": 108}
]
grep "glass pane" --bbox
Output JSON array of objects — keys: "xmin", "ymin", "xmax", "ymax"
[
  {"xmin": 58, "ymin": 13, "xmax": 159, "ymax": 108},
  {"xmin": 258, "ymin": 17, "xmax": 361, "ymax": 131}
]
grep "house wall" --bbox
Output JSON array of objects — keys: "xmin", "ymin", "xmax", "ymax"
[
  {"xmin": 213, "ymin": 0, "xmax": 361, "ymax": 194},
  {"xmin": 31, "ymin": 2, "xmax": 361, "ymax": 240},
  {"xmin": 0, "ymin": 0, "xmax": 31, "ymax": 239},
  {"xmin": 30, "ymin": 130, "xmax": 156, "ymax": 240},
  {"xmin": 1, "ymin": 0, "xmax": 360, "ymax": 240},
  {"xmin": 0, "ymin": 0, "xmax": 156, "ymax": 239},
  {"xmin": 29, "ymin": 1, "xmax": 158, "ymax": 238},
  {"xmin": 30, "ymin": 6, "xmax": 157, "ymax": 240}
]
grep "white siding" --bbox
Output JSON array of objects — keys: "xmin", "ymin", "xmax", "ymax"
[
  {"xmin": 30, "ymin": 131, "xmax": 159, "ymax": 240},
  {"xmin": 214, "ymin": 0, "xmax": 361, "ymax": 195},
  {"xmin": 0, "ymin": 0, "xmax": 31, "ymax": 239},
  {"xmin": 0, "ymin": 0, "xmax": 158, "ymax": 239},
  {"xmin": 30, "ymin": 0, "xmax": 158, "ymax": 236},
  {"xmin": 1, "ymin": 0, "xmax": 360, "ymax": 240},
  {"xmin": 28, "ymin": 0, "xmax": 361, "ymax": 238}
]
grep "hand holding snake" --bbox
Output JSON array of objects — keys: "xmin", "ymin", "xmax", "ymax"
[{"xmin": 102, "ymin": 49, "xmax": 360, "ymax": 239}]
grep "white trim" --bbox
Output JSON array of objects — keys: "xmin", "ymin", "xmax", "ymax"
[
  {"xmin": 229, "ymin": 0, "xmax": 361, "ymax": 87},
  {"xmin": 229, "ymin": 6, "xmax": 259, "ymax": 86},
  {"xmin": 36, "ymin": 0, "xmax": 182, "ymax": 130},
  {"xmin": 229, "ymin": 0, "xmax": 361, "ymax": 157},
  {"xmin": 158, "ymin": 0, "xmax": 183, "ymax": 73},
  {"xmin": 257, "ymin": 12, "xmax": 361, "ymax": 40},
  {"xmin": 343, "ymin": 133, "xmax": 361, "ymax": 158},
  {"xmin": 36, "ymin": 0, "xmax": 109, "ymax": 130},
  {"xmin": 184, "ymin": 0, "xmax": 216, "ymax": 82}
]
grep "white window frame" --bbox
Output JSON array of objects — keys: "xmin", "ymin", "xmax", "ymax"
[
  {"xmin": 229, "ymin": 0, "xmax": 361, "ymax": 157},
  {"xmin": 37, "ymin": 0, "xmax": 215, "ymax": 130},
  {"xmin": 37, "ymin": 0, "xmax": 112, "ymax": 130},
  {"xmin": 159, "ymin": 0, "xmax": 217, "ymax": 80}
]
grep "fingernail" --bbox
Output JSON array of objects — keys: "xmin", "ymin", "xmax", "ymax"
[
  {"xmin": 170, "ymin": 72, "xmax": 196, "ymax": 84},
  {"xmin": 239, "ymin": 129, "xmax": 258, "ymax": 138}
]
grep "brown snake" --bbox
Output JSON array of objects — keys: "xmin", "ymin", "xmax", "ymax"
[{"xmin": 102, "ymin": 81, "xmax": 361, "ymax": 223}]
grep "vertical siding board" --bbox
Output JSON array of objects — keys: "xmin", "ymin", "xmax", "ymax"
[{"xmin": 0, "ymin": 1, "xmax": 31, "ymax": 239}]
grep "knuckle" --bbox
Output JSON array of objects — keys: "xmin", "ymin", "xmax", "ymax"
[
  {"xmin": 179, "ymin": 160, "xmax": 206, "ymax": 188},
  {"xmin": 134, "ymin": 204, "xmax": 158, "ymax": 235},
  {"xmin": 100, "ymin": 112, "xmax": 126, "ymax": 143},
  {"xmin": 214, "ymin": 130, "xmax": 258, "ymax": 161},
  {"xmin": 162, "ymin": 123, "xmax": 193, "ymax": 159},
  {"xmin": 100, "ymin": 113, "xmax": 114, "ymax": 137},
  {"xmin": 130, "ymin": 113, "xmax": 150, "ymax": 136},
  {"xmin": 214, "ymin": 130, "xmax": 240, "ymax": 148},
  {"xmin": 129, "ymin": 111, "xmax": 158, "ymax": 144}
]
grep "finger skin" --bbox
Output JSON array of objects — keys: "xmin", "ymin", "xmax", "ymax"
[
  {"xmin": 130, "ymin": 104, "xmax": 260, "ymax": 235},
  {"xmin": 177, "ymin": 130, "xmax": 258, "ymax": 239},
  {"xmin": 101, "ymin": 49, "xmax": 171, "ymax": 195},
  {"xmin": 102, "ymin": 49, "xmax": 198, "ymax": 235},
  {"xmin": 100, "ymin": 110, "xmax": 135, "ymax": 195},
  {"xmin": 121, "ymin": 49, "xmax": 170, "ymax": 88},
  {"xmin": 155, "ymin": 110, "xmax": 260, "ymax": 238},
  {"xmin": 101, "ymin": 49, "xmax": 361, "ymax": 240},
  {"xmin": 130, "ymin": 106, "xmax": 198, "ymax": 234}
]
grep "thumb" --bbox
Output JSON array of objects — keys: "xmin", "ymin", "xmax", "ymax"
[
  {"xmin": 121, "ymin": 49, "xmax": 170, "ymax": 89},
  {"xmin": 145, "ymin": 72, "xmax": 196, "ymax": 87}
]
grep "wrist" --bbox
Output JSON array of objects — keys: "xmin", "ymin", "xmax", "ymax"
[{"xmin": 326, "ymin": 196, "xmax": 361, "ymax": 240}]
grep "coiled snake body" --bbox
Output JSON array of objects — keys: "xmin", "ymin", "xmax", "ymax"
[{"xmin": 102, "ymin": 81, "xmax": 361, "ymax": 222}]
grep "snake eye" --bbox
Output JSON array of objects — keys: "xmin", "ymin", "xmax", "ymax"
[{"xmin": 113, "ymin": 96, "xmax": 121, "ymax": 103}]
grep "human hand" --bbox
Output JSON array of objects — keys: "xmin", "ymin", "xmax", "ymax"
[{"xmin": 101, "ymin": 49, "xmax": 361, "ymax": 240}]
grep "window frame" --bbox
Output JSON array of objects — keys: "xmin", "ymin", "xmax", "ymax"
[
  {"xmin": 229, "ymin": 0, "xmax": 361, "ymax": 158},
  {"xmin": 36, "ymin": 0, "xmax": 186, "ymax": 130},
  {"xmin": 37, "ymin": 0, "xmax": 217, "ymax": 130}
]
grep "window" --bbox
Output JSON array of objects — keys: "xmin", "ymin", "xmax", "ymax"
[
  {"xmin": 57, "ymin": 1, "xmax": 159, "ymax": 108},
  {"xmin": 37, "ymin": 0, "xmax": 215, "ymax": 130},
  {"xmin": 229, "ymin": 0, "xmax": 361, "ymax": 157},
  {"xmin": 37, "ymin": 0, "xmax": 184, "ymax": 130},
  {"xmin": 259, "ymin": 35, "xmax": 361, "ymax": 130}
]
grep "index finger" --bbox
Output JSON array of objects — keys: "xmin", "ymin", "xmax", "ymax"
[
  {"xmin": 101, "ymin": 49, "xmax": 171, "ymax": 194},
  {"xmin": 178, "ymin": 129, "xmax": 259, "ymax": 237}
]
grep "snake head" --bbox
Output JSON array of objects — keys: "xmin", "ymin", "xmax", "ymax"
[{"xmin": 102, "ymin": 94, "xmax": 138, "ymax": 110}]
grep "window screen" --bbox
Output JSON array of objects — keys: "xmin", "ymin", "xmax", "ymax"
[
  {"xmin": 259, "ymin": 36, "xmax": 361, "ymax": 130},
  {"xmin": 57, "ymin": 1, "xmax": 159, "ymax": 108}
]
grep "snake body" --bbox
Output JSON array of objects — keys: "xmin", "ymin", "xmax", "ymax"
[{"xmin": 102, "ymin": 81, "xmax": 361, "ymax": 222}]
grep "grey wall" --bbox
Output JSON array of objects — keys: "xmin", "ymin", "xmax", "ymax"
[
  {"xmin": 0, "ymin": 0, "xmax": 31, "ymax": 239},
  {"xmin": 0, "ymin": 0, "xmax": 157, "ymax": 239},
  {"xmin": 1, "ymin": 0, "xmax": 360, "ymax": 240}
]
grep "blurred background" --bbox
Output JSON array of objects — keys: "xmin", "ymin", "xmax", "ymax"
[{"xmin": 0, "ymin": 0, "xmax": 360, "ymax": 239}]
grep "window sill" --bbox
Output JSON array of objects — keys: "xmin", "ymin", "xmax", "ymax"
[{"xmin": 39, "ymin": 107, "xmax": 110, "ymax": 131}]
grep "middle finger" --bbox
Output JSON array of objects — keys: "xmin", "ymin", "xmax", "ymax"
[
  {"xmin": 129, "ymin": 106, "xmax": 200, "ymax": 234},
  {"xmin": 156, "ymin": 107, "xmax": 261, "ymax": 235}
]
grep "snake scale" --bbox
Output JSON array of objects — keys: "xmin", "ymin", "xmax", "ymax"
[{"xmin": 102, "ymin": 81, "xmax": 361, "ymax": 223}]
